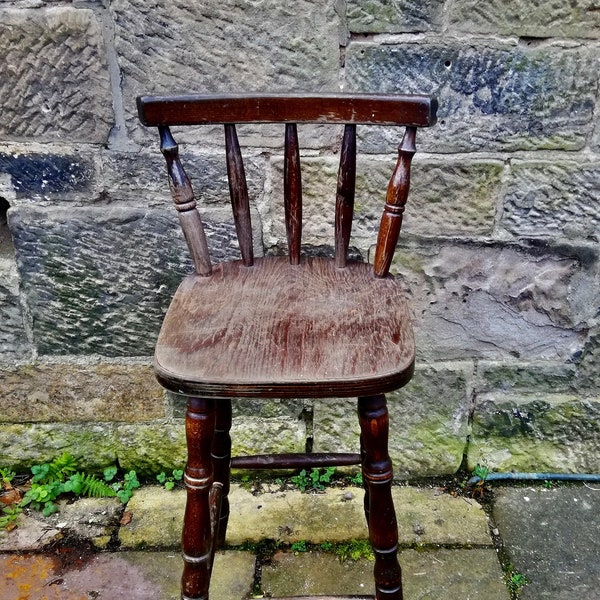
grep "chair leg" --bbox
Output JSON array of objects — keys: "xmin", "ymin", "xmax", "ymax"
[
  {"xmin": 360, "ymin": 434, "xmax": 370, "ymax": 525},
  {"xmin": 182, "ymin": 396, "xmax": 216, "ymax": 600},
  {"xmin": 358, "ymin": 394, "xmax": 403, "ymax": 600},
  {"xmin": 212, "ymin": 399, "xmax": 232, "ymax": 547}
]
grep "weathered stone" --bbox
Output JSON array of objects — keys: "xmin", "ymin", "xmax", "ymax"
[
  {"xmin": 469, "ymin": 393, "xmax": 600, "ymax": 472},
  {"xmin": 450, "ymin": 0, "xmax": 600, "ymax": 39},
  {"xmin": 262, "ymin": 549, "xmax": 508, "ymax": 599},
  {"xmin": 118, "ymin": 486, "xmax": 184, "ymax": 549},
  {"xmin": 346, "ymin": 42, "xmax": 598, "ymax": 152},
  {"xmin": 347, "ymin": 0, "xmax": 444, "ymax": 33},
  {"xmin": 0, "ymin": 519, "xmax": 62, "ymax": 552},
  {"xmin": 501, "ymin": 160, "xmax": 600, "ymax": 241},
  {"xmin": 270, "ymin": 157, "xmax": 500, "ymax": 248},
  {"xmin": 170, "ymin": 396, "xmax": 307, "ymax": 420},
  {"xmin": 313, "ymin": 364, "xmax": 471, "ymax": 478},
  {"xmin": 9, "ymin": 205, "xmax": 247, "ymax": 356},
  {"xmin": 115, "ymin": 422, "xmax": 187, "ymax": 476},
  {"xmin": 112, "ymin": 0, "xmax": 342, "ymax": 140},
  {"xmin": 477, "ymin": 360, "xmax": 577, "ymax": 395},
  {"xmin": 575, "ymin": 326, "xmax": 600, "ymax": 390},
  {"xmin": 49, "ymin": 497, "xmax": 123, "ymax": 549},
  {"xmin": 494, "ymin": 486, "xmax": 600, "ymax": 600},
  {"xmin": 0, "ymin": 423, "xmax": 117, "ymax": 473},
  {"xmin": 99, "ymin": 149, "xmax": 267, "ymax": 210},
  {"xmin": 0, "ymin": 362, "xmax": 164, "ymax": 423},
  {"xmin": 230, "ymin": 415, "xmax": 307, "ymax": 457},
  {"xmin": 0, "ymin": 152, "xmax": 94, "ymax": 202},
  {"xmin": 0, "ymin": 7, "xmax": 113, "ymax": 142},
  {"xmin": 390, "ymin": 240, "xmax": 592, "ymax": 361},
  {"xmin": 115, "ymin": 414, "xmax": 305, "ymax": 476},
  {"xmin": 0, "ymin": 261, "xmax": 29, "ymax": 360},
  {"xmin": 121, "ymin": 551, "xmax": 256, "ymax": 600}
]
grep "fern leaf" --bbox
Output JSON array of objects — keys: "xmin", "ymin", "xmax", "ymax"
[{"xmin": 81, "ymin": 474, "xmax": 117, "ymax": 498}]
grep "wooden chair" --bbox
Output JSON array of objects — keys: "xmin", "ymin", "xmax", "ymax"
[{"xmin": 136, "ymin": 93, "xmax": 437, "ymax": 600}]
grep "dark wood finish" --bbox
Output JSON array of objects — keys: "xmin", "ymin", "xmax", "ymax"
[
  {"xmin": 159, "ymin": 126, "xmax": 212, "ymax": 277},
  {"xmin": 138, "ymin": 93, "xmax": 438, "ymax": 127},
  {"xmin": 335, "ymin": 124, "xmax": 356, "ymax": 268},
  {"xmin": 212, "ymin": 400, "xmax": 232, "ymax": 547},
  {"xmin": 231, "ymin": 452, "xmax": 361, "ymax": 470},
  {"xmin": 358, "ymin": 395, "xmax": 402, "ymax": 600},
  {"xmin": 154, "ymin": 257, "xmax": 415, "ymax": 399},
  {"xmin": 373, "ymin": 127, "xmax": 417, "ymax": 278},
  {"xmin": 182, "ymin": 397, "xmax": 216, "ymax": 600},
  {"xmin": 284, "ymin": 123, "xmax": 302, "ymax": 264},
  {"xmin": 224, "ymin": 125, "xmax": 253, "ymax": 266},
  {"xmin": 138, "ymin": 92, "xmax": 438, "ymax": 600}
]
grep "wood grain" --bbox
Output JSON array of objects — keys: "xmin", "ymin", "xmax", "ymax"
[
  {"xmin": 138, "ymin": 93, "xmax": 438, "ymax": 127},
  {"xmin": 154, "ymin": 257, "xmax": 414, "ymax": 398}
]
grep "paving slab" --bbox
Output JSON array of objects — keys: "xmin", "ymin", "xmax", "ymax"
[
  {"xmin": 0, "ymin": 551, "xmax": 255, "ymax": 600},
  {"xmin": 493, "ymin": 485, "xmax": 600, "ymax": 599},
  {"xmin": 119, "ymin": 484, "xmax": 492, "ymax": 548},
  {"xmin": 262, "ymin": 548, "xmax": 509, "ymax": 599}
]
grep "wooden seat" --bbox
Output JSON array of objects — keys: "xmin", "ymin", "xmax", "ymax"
[{"xmin": 137, "ymin": 93, "xmax": 437, "ymax": 600}]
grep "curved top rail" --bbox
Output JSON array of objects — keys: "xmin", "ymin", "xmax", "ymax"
[{"xmin": 137, "ymin": 93, "xmax": 438, "ymax": 128}]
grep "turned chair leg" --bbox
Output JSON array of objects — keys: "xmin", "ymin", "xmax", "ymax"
[
  {"xmin": 212, "ymin": 400, "xmax": 232, "ymax": 547},
  {"xmin": 182, "ymin": 397, "xmax": 216, "ymax": 600},
  {"xmin": 358, "ymin": 394, "xmax": 403, "ymax": 600}
]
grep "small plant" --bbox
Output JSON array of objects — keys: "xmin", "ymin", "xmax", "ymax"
[
  {"xmin": 348, "ymin": 472, "xmax": 363, "ymax": 486},
  {"xmin": 291, "ymin": 540, "xmax": 307, "ymax": 554},
  {"xmin": 334, "ymin": 539, "xmax": 374, "ymax": 562},
  {"xmin": 291, "ymin": 467, "xmax": 336, "ymax": 492},
  {"xmin": 319, "ymin": 541, "xmax": 333, "ymax": 551},
  {"xmin": 472, "ymin": 464, "xmax": 490, "ymax": 481},
  {"xmin": 1, "ymin": 453, "xmax": 141, "ymax": 528},
  {"xmin": 157, "ymin": 469, "xmax": 184, "ymax": 491},
  {"xmin": 0, "ymin": 505, "xmax": 22, "ymax": 531},
  {"xmin": 504, "ymin": 564, "xmax": 529, "ymax": 596}
]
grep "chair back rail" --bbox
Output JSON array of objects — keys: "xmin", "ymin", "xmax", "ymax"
[{"xmin": 138, "ymin": 94, "xmax": 437, "ymax": 276}]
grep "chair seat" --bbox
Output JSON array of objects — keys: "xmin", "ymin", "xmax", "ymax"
[{"xmin": 154, "ymin": 256, "xmax": 414, "ymax": 398}]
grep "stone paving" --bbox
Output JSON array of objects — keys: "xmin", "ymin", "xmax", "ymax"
[{"xmin": 1, "ymin": 482, "xmax": 598, "ymax": 599}]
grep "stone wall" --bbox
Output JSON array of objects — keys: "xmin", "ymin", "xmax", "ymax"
[{"xmin": 1, "ymin": 0, "xmax": 599, "ymax": 478}]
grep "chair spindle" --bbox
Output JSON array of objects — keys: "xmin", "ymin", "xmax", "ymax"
[
  {"xmin": 225, "ymin": 124, "xmax": 254, "ymax": 267},
  {"xmin": 284, "ymin": 123, "xmax": 302, "ymax": 265},
  {"xmin": 373, "ymin": 126, "xmax": 417, "ymax": 278},
  {"xmin": 159, "ymin": 126, "xmax": 212, "ymax": 276},
  {"xmin": 335, "ymin": 124, "xmax": 357, "ymax": 268}
]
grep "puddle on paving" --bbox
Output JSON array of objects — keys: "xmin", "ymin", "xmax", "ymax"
[{"xmin": 1, "ymin": 543, "xmax": 162, "ymax": 599}]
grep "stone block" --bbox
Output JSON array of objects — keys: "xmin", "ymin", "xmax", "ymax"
[
  {"xmin": 115, "ymin": 414, "xmax": 306, "ymax": 476},
  {"xmin": 575, "ymin": 326, "xmax": 600, "ymax": 390},
  {"xmin": 0, "ymin": 261, "xmax": 29, "ymax": 360},
  {"xmin": 0, "ymin": 423, "xmax": 117, "ymax": 473},
  {"xmin": 112, "ymin": 0, "xmax": 342, "ymax": 140},
  {"xmin": 390, "ymin": 240, "xmax": 592, "ymax": 361},
  {"xmin": 493, "ymin": 487, "xmax": 600, "ymax": 600},
  {"xmin": 345, "ymin": 41, "xmax": 598, "ymax": 152},
  {"xmin": 0, "ymin": 362, "xmax": 164, "ymax": 423},
  {"xmin": 501, "ymin": 160, "xmax": 600, "ymax": 241},
  {"xmin": 0, "ymin": 152, "xmax": 94, "ymax": 202},
  {"xmin": 346, "ymin": 0, "xmax": 444, "ymax": 33},
  {"xmin": 115, "ymin": 422, "xmax": 187, "ymax": 476},
  {"xmin": 99, "ymin": 149, "xmax": 266, "ymax": 210},
  {"xmin": 313, "ymin": 364, "xmax": 471, "ymax": 478},
  {"xmin": 450, "ymin": 0, "xmax": 600, "ymax": 39},
  {"xmin": 469, "ymin": 393, "xmax": 600, "ymax": 472},
  {"xmin": 0, "ymin": 7, "xmax": 112, "ymax": 142},
  {"xmin": 270, "ymin": 157, "xmax": 500, "ymax": 248},
  {"xmin": 476, "ymin": 360, "xmax": 577, "ymax": 395},
  {"xmin": 8, "ymin": 205, "xmax": 247, "ymax": 356}
]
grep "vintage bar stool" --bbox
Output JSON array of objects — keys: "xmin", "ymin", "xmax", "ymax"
[{"xmin": 137, "ymin": 93, "xmax": 437, "ymax": 600}]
